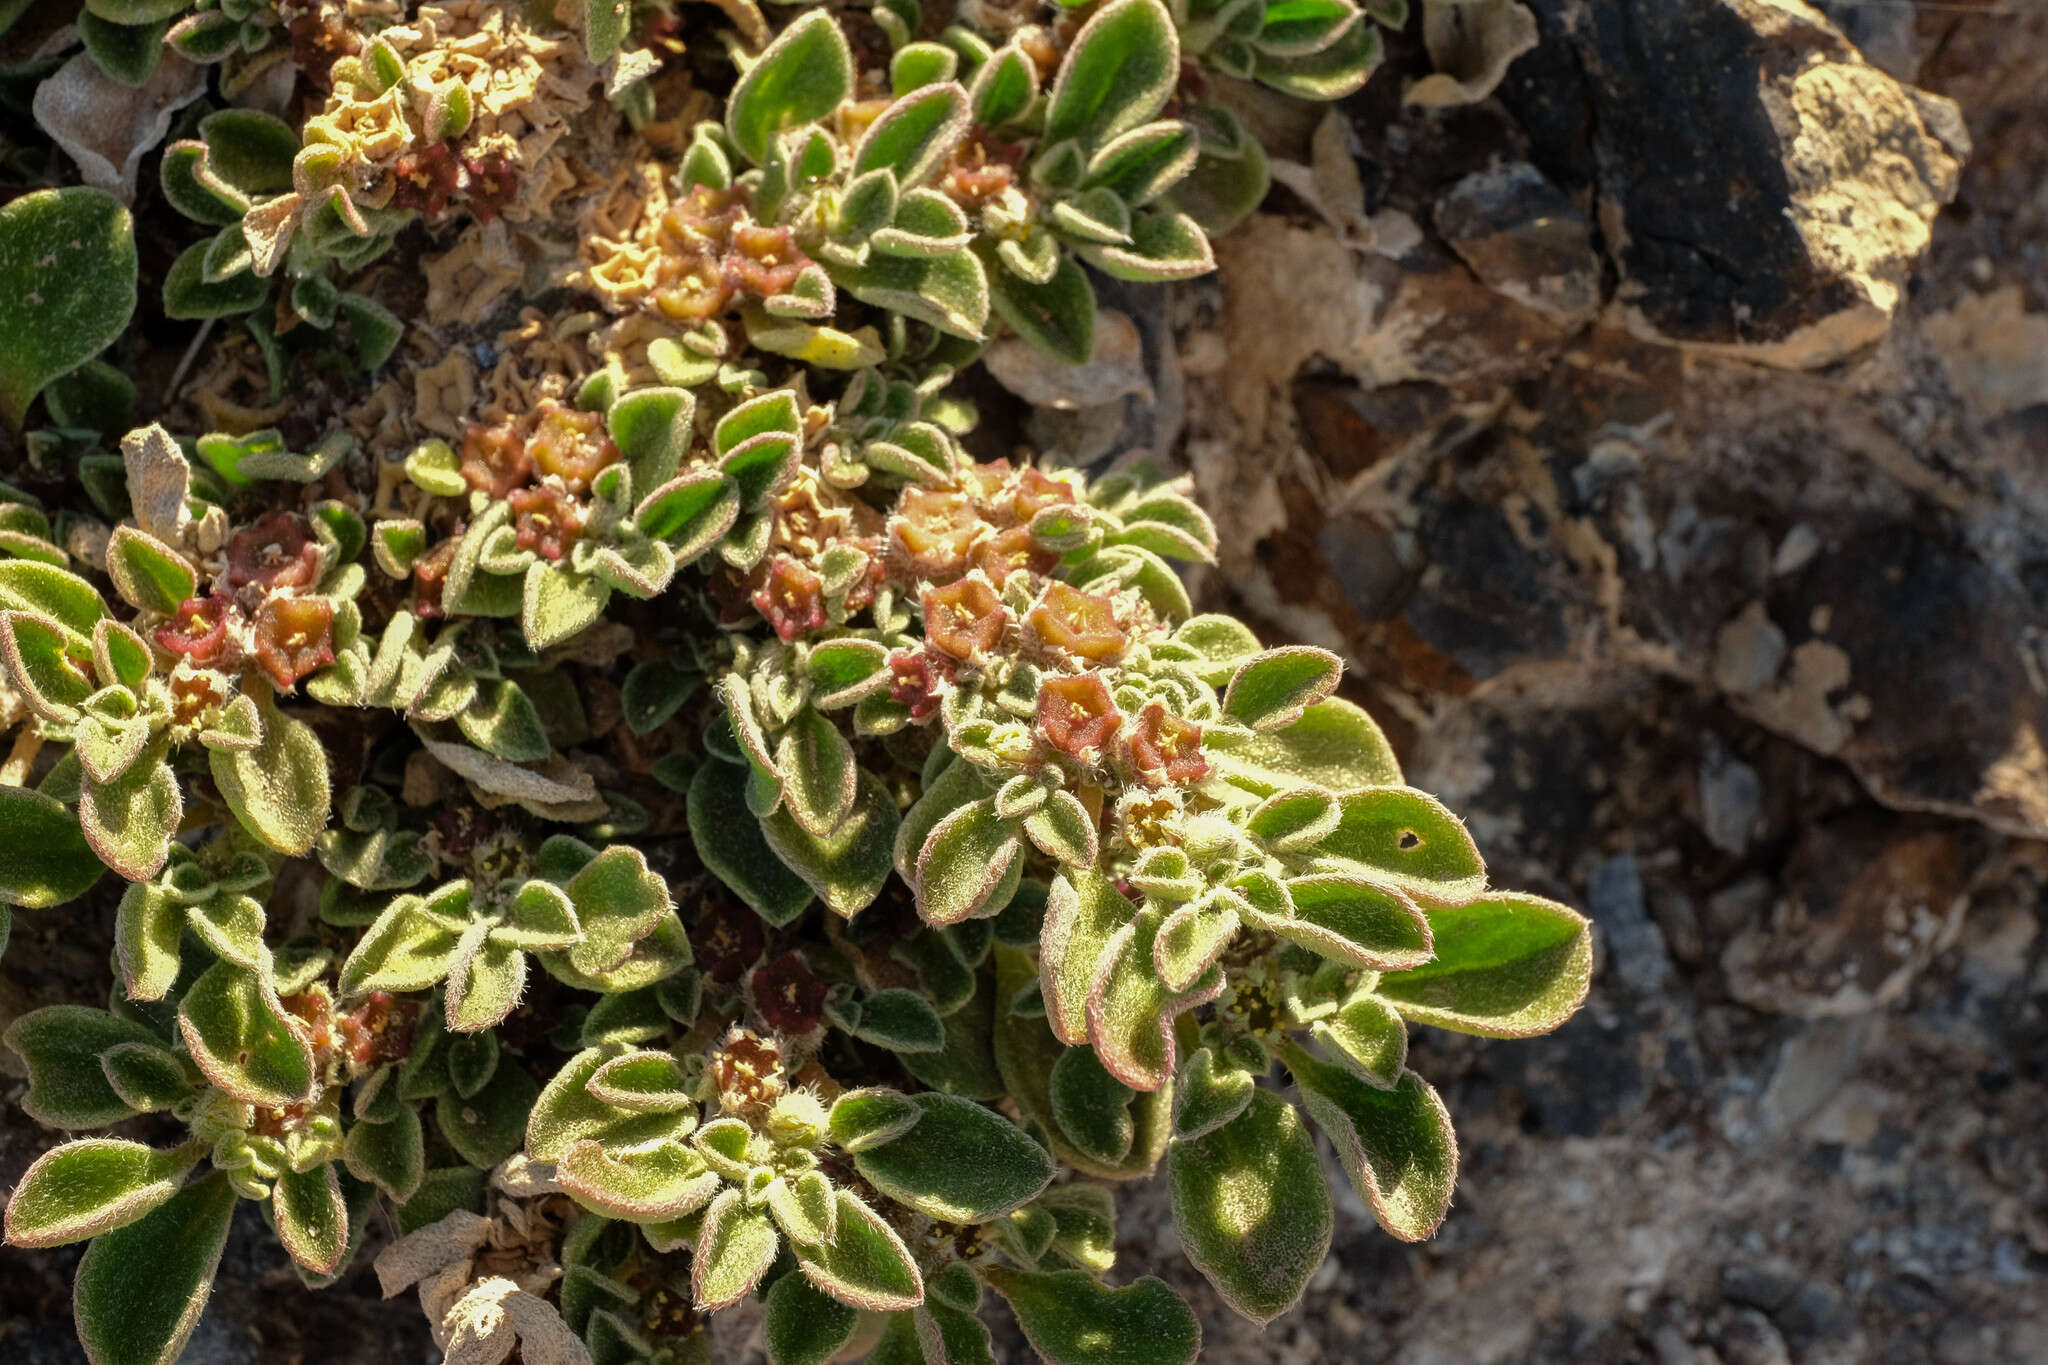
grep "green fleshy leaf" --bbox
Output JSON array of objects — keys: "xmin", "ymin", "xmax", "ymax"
[
  {"xmin": 832, "ymin": 247, "xmax": 990, "ymax": 341},
  {"xmin": 726, "ymin": 10, "xmax": 854, "ymax": 164},
  {"xmin": 198, "ymin": 112, "xmax": 299, "ymax": 196},
  {"xmin": 851, "ymin": 988, "xmax": 946, "ymax": 1053},
  {"xmin": 1023, "ymin": 788, "xmax": 1098, "ymax": 868},
  {"xmin": 162, "ymin": 236, "xmax": 269, "ymax": 320},
  {"xmin": 556, "ymin": 842, "xmax": 675, "ymax": 977},
  {"xmin": 0, "ymin": 562, "xmax": 109, "ymax": 651},
  {"xmin": 80, "ymin": 750, "xmax": 181, "ymax": 883},
  {"xmin": 586, "ymin": 0, "xmax": 628, "ymax": 62},
  {"xmin": 272, "ymin": 1163, "xmax": 348, "ymax": 1274},
  {"xmin": 608, "ymin": 385, "xmax": 696, "ymax": 493},
  {"xmin": 3, "ymin": 1138, "xmax": 198, "ymax": 1248},
  {"xmin": 0, "ymin": 188, "xmax": 136, "ymax": 430},
  {"xmin": 764, "ymin": 1269, "xmax": 858, "ymax": 1365},
  {"xmin": 992, "ymin": 945, "xmax": 1173, "ymax": 1181},
  {"xmin": 775, "ymin": 706, "xmax": 856, "ymax": 837},
  {"xmin": 522, "ymin": 563, "xmax": 611, "ymax": 650},
  {"xmin": 73, "ymin": 1171, "xmax": 235, "ymax": 1365},
  {"xmin": 989, "ymin": 253, "xmax": 1095, "ymax": 364},
  {"xmin": 209, "ymin": 708, "xmax": 330, "ymax": 858},
  {"xmin": 1084, "ymin": 120, "xmax": 1199, "ymax": 206},
  {"xmin": 826, "ymin": 1087, "xmax": 923, "ymax": 1153},
  {"xmin": 982, "ymin": 1266, "xmax": 1201, "ymax": 1365},
  {"xmin": 1286, "ymin": 1048, "xmax": 1457, "ymax": 1242},
  {"xmin": 1370, "ymin": 892, "xmax": 1592, "ymax": 1038},
  {"xmin": 760, "ymin": 768, "xmax": 900, "ymax": 918},
  {"xmin": 1253, "ymin": 12, "xmax": 1381, "ymax": 100},
  {"xmin": 1311, "ymin": 787, "xmax": 1486, "ymax": 901},
  {"xmin": 586, "ymin": 1050, "xmax": 694, "ymax": 1111},
  {"xmin": 1050, "ymin": 1046, "xmax": 1135, "ymax": 1166},
  {"xmin": 3, "ymin": 1005, "xmax": 157, "ymax": 1128},
  {"xmin": 1211, "ymin": 696, "xmax": 1402, "ymax": 796},
  {"xmin": 854, "ymin": 82, "xmax": 971, "ymax": 187},
  {"xmin": 1043, "ymin": 0, "xmax": 1180, "ymax": 151},
  {"xmin": 1171, "ymin": 1047, "xmax": 1255, "ymax": 1141},
  {"xmin": 1, "ymin": 610, "xmax": 93, "ymax": 721},
  {"xmin": 160, "ymin": 143, "xmax": 246, "ymax": 225},
  {"xmin": 558, "ymin": 1139, "xmax": 720, "ymax": 1223},
  {"xmin": 969, "ymin": 42, "xmax": 1038, "ymax": 127},
  {"xmin": 1086, "ymin": 909, "xmax": 1212, "ymax": 1091},
  {"xmin": 689, "ymin": 760, "xmax": 813, "ymax": 926},
  {"xmin": 177, "ymin": 961, "xmax": 314, "ymax": 1108},
  {"xmin": 436, "ymin": 1059, "xmax": 540, "ymax": 1169},
  {"xmin": 1222, "ymin": 646, "xmax": 1342, "ymax": 731},
  {"xmin": 103, "ymin": 526, "xmax": 196, "ymax": 615},
  {"xmin": 99, "ymin": 1042, "xmax": 195, "ymax": 1113},
  {"xmin": 339, "ymin": 894, "xmax": 463, "ymax": 995},
  {"xmin": 1167, "ymin": 1089, "xmax": 1331, "ymax": 1323},
  {"xmin": 343, "ymin": 1106, "xmax": 425, "ymax": 1202},
  {"xmin": 528, "ymin": 1047, "xmax": 694, "ymax": 1162},
  {"xmin": 1040, "ymin": 869, "xmax": 1134, "ymax": 1048},
  {"xmin": 0, "ymin": 784, "xmax": 103, "ymax": 908},
  {"xmin": 692, "ymin": 1187, "xmax": 780, "ymax": 1310},
  {"xmin": 1268, "ymin": 874, "xmax": 1432, "ymax": 970},
  {"xmin": 445, "ymin": 930, "xmax": 527, "ymax": 1032},
  {"xmin": 853, "ymin": 1092, "xmax": 1052, "ymax": 1222},
  {"xmin": 793, "ymin": 1189, "xmax": 924, "ymax": 1312},
  {"xmin": 1310, "ymin": 993, "xmax": 1407, "ymax": 1088},
  {"xmin": 914, "ymin": 797, "xmax": 1022, "ymax": 926}
]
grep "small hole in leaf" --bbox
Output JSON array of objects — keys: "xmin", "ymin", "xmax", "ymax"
[{"xmin": 1397, "ymin": 830, "xmax": 1421, "ymax": 851}]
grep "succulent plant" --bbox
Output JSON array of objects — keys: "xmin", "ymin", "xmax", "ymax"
[{"xmin": 0, "ymin": 5, "xmax": 1593, "ymax": 1364}]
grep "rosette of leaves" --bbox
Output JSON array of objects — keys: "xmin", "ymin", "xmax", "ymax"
[
  {"xmin": 158, "ymin": 107, "xmax": 404, "ymax": 368},
  {"xmin": 339, "ymin": 835, "xmax": 683, "ymax": 1032},
  {"xmin": 1167, "ymin": 0, "xmax": 1397, "ymax": 99},
  {"xmin": 817, "ymin": 361, "xmax": 974, "ymax": 490},
  {"xmin": 0, "ymin": 570, "xmax": 331, "ymax": 881},
  {"xmin": 167, "ymin": 0, "xmax": 284, "ymax": 64},
  {"xmin": 969, "ymin": 0, "xmax": 1218, "ymax": 363},
  {"xmin": 309, "ymin": 610, "xmax": 556, "ymax": 765},
  {"xmin": 690, "ymin": 641, "xmax": 905, "ymax": 923},
  {"xmin": 2, "ymin": 952, "xmax": 379, "ymax": 1364},
  {"xmin": 674, "ymin": 12, "xmax": 992, "ymax": 353},
  {"xmin": 431, "ymin": 386, "xmax": 801, "ymax": 650}
]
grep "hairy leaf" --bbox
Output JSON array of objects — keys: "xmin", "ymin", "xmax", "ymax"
[
  {"xmin": 1370, "ymin": 892, "xmax": 1592, "ymax": 1037},
  {"xmin": 0, "ymin": 188, "xmax": 136, "ymax": 430},
  {"xmin": 1167, "ymin": 1089, "xmax": 1332, "ymax": 1323},
  {"xmin": 853, "ymin": 1092, "xmax": 1052, "ymax": 1222},
  {"xmin": 74, "ymin": 1171, "xmax": 235, "ymax": 1365},
  {"xmin": 1288, "ymin": 1048, "xmax": 1457, "ymax": 1242},
  {"xmin": 4, "ymin": 1139, "xmax": 197, "ymax": 1248},
  {"xmin": 982, "ymin": 1266, "xmax": 1200, "ymax": 1365}
]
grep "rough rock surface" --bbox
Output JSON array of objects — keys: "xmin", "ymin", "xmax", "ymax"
[{"xmin": 1151, "ymin": 0, "xmax": 2048, "ymax": 1361}]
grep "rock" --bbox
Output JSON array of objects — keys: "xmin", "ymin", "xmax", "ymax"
[
  {"xmin": 1434, "ymin": 161, "xmax": 1602, "ymax": 326},
  {"xmin": 1920, "ymin": 285, "xmax": 2048, "ymax": 419},
  {"xmin": 1720, "ymin": 1258, "xmax": 1801, "ymax": 1312},
  {"xmin": 1588, "ymin": 852, "xmax": 1671, "ymax": 994},
  {"xmin": 1698, "ymin": 736, "xmax": 1765, "ymax": 856},
  {"xmin": 1720, "ymin": 815, "xmax": 1973, "ymax": 1017},
  {"xmin": 1499, "ymin": 0, "xmax": 1966, "ymax": 368},
  {"xmin": 1714, "ymin": 1307, "xmax": 1794, "ymax": 1365},
  {"xmin": 1757, "ymin": 1017, "xmax": 1868, "ymax": 1134}
]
